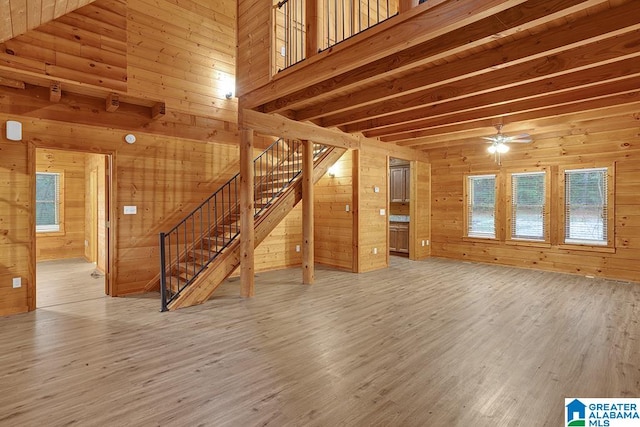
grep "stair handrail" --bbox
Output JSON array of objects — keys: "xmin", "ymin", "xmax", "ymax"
[{"xmin": 159, "ymin": 139, "xmax": 329, "ymax": 311}]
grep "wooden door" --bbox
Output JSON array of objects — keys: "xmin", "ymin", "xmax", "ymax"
[
  {"xmin": 390, "ymin": 167, "xmax": 405, "ymax": 202},
  {"xmin": 89, "ymin": 168, "xmax": 98, "ymax": 263},
  {"xmin": 402, "ymin": 166, "xmax": 410, "ymax": 202}
]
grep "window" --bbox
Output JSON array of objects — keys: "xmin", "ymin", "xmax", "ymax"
[
  {"xmin": 510, "ymin": 171, "xmax": 547, "ymax": 241},
  {"xmin": 36, "ymin": 172, "xmax": 61, "ymax": 232},
  {"xmin": 466, "ymin": 174, "xmax": 496, "ymax": 238},
  {"xmin": 563, "ymin": 167, "xmax": 610, "ymax": 246}
]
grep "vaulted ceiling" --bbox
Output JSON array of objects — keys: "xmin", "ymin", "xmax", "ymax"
[
  {"xmin": 247, "ymin": 0, "xmax": 640, "ymax": 152},
  {"xmin": 0, "ymin": 0, "xmax": 97, "ymax": 42}
]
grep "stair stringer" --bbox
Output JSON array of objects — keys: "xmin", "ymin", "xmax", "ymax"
[{"xmin": 167, "ymin": 147, "xmax": 347, "ymax": 310}]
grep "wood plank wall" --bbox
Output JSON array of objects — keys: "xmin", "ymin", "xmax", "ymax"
[
  {"xmin": 314, "ymin": 150, "xmax": 354, "ymax": 270},
  {"xmin": 84, "ymin": 153, "xmax": 106, "ymax": 271},
  {"xmin": 35, "ymin": 148, "xmax": 87, "ymax": 261},
  {"xmin": 409, "ymin": 161, "xmax": 430, "ymax": 260},
  {"xmin": 236, "ymin": 0, "xmax": 271, "ymax": 97},
  {"xmin": 426, "ymin": 126, "xmax": 640, "ymax": 283},
  {"xmin": 127, "ymin": 0, "xmax": 237, "ymax": 120},
  {"xmin": 357, "ymin": 149, "xmax": 388, "ymax": 272},
  {"xmin": 0, "ymin": 0, "xmax": 127, "ymax": 91}
]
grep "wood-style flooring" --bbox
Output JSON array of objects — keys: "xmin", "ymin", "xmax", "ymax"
[
  {"xmin": 36, "ymin": 258, "xmax": 105, "ymax": 308},
  {"xmin": 1, "ymin": 257, "xmax": 639, "ymax": 426}
]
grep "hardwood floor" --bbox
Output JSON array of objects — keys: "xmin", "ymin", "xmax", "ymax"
[
  {"xmin": 1, "ymin": 257, "xmax": 639, "ymax": 426},
  {"xmin": 36, "ymin": 258, "xmax": 106, "ymax": 308}
]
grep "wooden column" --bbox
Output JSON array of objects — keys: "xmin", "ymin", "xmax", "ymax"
[
  {"xmin": 302, "ymin": 140, "xmax": 314, "ymax": 284},
  {"xmin": 240, "ymin": 129, "xmax": 255, "ymax": 297},
  {"xmin": 305, "ymin": 0, "xmax": 318, "ymax": 59}
]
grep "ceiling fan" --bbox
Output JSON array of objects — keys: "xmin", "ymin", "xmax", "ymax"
[{"xmin": 483, "ymin": 124, "xmax": 532, "ymax": 164}]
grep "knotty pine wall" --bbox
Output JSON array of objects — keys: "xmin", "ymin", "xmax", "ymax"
[
  {"xmin": 236, "ymin": 0, "xmax": 271, "ymax": 97},
  {"xmin": 357, "ymin": 150, "xmax": 389, "ymax": 272},
  {"xmin": 314, "ymin": 150, "xmax": 354, "ymax": 270},
  {"xmin": 426, "ymin": 126, "xmax": 640, "ymax": 283},
  {"xmin": 35, "ymin": 148, "xmax": 86, "ymax": 261},
  {"xmin": 84, "ymin": 153, "xmax": 107, "ymax": 272}
]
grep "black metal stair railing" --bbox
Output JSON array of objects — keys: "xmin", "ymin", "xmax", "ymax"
[
  {"xmin": 275, "ymin": 0, "xmax": 398, "ymax": 70},
  {"xmin": 159, "ymin": 139, "xmax": 328, "ymax": 311}
]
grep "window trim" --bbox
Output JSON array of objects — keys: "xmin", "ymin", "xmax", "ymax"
[
  {"xmin": 558, "ymin": 163, "xmax": 615, "ymax": 251},
  {"xmin": 464, "ymin": 173, "xmax": 497, "ymax": 240},
  {"xmin": 35, "ymin": 171, "xmax": 65, "ymax": 234},
  {"xmin": 505, "ymin": 168, "xmax": 550, "ymax": 244}
]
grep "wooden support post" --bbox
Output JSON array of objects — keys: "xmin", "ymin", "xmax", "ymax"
[
  {"xmin": 106, "ymin": 93, "xmax": 119, "ymax": 112},
  {"xmin": 240, "ymin": 129, "xmax": 255, "ymax": 297},
  {"xmin": 49, "ymin": 81, "xmax": 61, "ymax": 102},
  {"xmin": 302, "ymin": 140, "xmax": 314, "ymax": 284},
  {"xmin": 399, "ymin": 0, "xmax": 416, "ymax": 13},
  {"xmin": 305, "ymin": 0, "xmax": 318, "ymax": 59},
  {"xmin": 151, "ymin": 102, "xmax": 166, "ymax": 119}
]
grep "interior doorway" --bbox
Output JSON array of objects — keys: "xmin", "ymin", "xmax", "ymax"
[
  {"xmin": 389, "ymin": 157, "xmax": 410, "ymax": 257},
  {"xmin": 33, "ymin": 147, "xmax": 112, "ymax": 308}
]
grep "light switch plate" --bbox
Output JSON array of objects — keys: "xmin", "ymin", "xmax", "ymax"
[
  {"xmin": 373, "ymin": 186, "xmax": 380, "ymax": 193},
  {"xmin": 345, "ymin": 204, "xmax": 350, "ymax": 212},
  {"xmin": 295, "ymin": 245, "xmax": 300, "ymax": 252},
  {"xmin": 124, "ymin": 205, "xmax": 137, "ymax": 215},
  {"xmin": 379, "ymin": 208, "xmax": 386, "ymax": 216},
  {"xmin": 12, "ymin": 277, "xmax": 21, "ymax": 288}
]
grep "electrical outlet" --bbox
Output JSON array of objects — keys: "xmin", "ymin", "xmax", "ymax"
[
  {"xmin": 372, "ymin": 247, "xmax": 378, "ymax": 255},
  {"xmin": 124, "ymin": 205, "xmax": 137, "ymax": 215},
  {"xmin": 12, "ymin": 277, "xmax": 21, "ymax": 288},
  {"xmin": 373, "ymin": 186, "xmax": 380, "ymax": 193},
  {"xmin": 426, "ymin": 240, "xmax": 430, "ymax": 246},
  {"xmin": 295, "ymin": 245, "xmax": 300, "ymax": 252},
  {"xmin": 421, "ymin": 240, "xmax": 425, "ymax": 247},
  {"xmin": 379, "ymin": 208, "xmax": 385, "ymax": 216},
  {"xmin": 345, "ymin": 204, "xmax": 350, "ymax": 212}
]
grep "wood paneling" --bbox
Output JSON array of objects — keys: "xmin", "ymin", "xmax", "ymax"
[
  {"xmin": 236, "ymin": 0, "xmax": 271, "ymax": 97},
  {"xmin": 127, "ymin": 0, "xmax": 237, "ymax": 119},
  {"xmin": 409, "ymin": 160, "xmax": 430, "ymax": 260},
  {"xmin": 0, "ymin": 113, "xmax": 242, "ymax": 315},
  {"xmin": 35, "ymin": 148, "xmax": 86, "ymax": 261},
  {"xmin": 314, "ymin": 150, "xmax": 353, "ymax": 270},
  {"xmin": 0, "ymin": 0, "xmax": 127, "ymax": 92},
  {"xmin": 255, "ymin": 205, "xmax": 302, "ymax": 272},
  {"xmin": 357, "ymin": 150, "xmax": 387, "ymax": 272},
  {"xmin": 426, "ymin": 126, "xmax": 640, "ymax": 283},
  {"xmin": 0, "ymin": 0, "xmax": 97, "ymax": 43},
  {"xmin": 84, "ymin": 153, "xmax": 106, "ymax": 271}
]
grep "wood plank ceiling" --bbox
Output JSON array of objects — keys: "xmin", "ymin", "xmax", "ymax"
[
  {"xmin": 0, "ymin": 0, "xmax": 97, "ymax": 43},
  {"xmin": 249, "ymin": 0, "xmax": 640, "ymax": 152}
]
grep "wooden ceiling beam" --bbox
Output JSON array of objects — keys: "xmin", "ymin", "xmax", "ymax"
[
  {"xmin": 0, "ymin": 75, "xmax": 26, "ymax": 89},
  {"xmin": 348, "ymin": 59, "xmax": 640, "ymax": 136},
  {"xmin": 411, "ymin": 111, "xmax": 640, "ymax": 151},
  {"xmin": 0, "ymin": 85, "xmax": 239, "ymax": 145},
  {"xmin": 386, "ymin": 88, "xmax": 640, "ymax": 145},
  {"xmin": 326, "ymin": 32, "xmax": 640, "ymax": 129},
  {"xmin": 256, "ymin": 0, "xmax": 609, "ymax": 113},
  {"xmin": 295, "ymin": 1, "xmax": 640, "ymax": 122},
  {"xmin": 243, "ymin": 0, "xmax": 538, "ymax": 109},
  {"xmin": 241, "ymin": 109, "xmax": 428, "ymax": 161}
]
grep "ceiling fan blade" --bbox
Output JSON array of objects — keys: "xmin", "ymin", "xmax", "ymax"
[
  {"xmin": 481, "ymin": 136, "xmax": 496, "ymax": 141},
  {"xmin": 508, "ymin": 139, "xmax": 532, "ymax": 143}
]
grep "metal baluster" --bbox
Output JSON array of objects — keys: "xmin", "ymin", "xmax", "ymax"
[{"xmin": 160, "ymin": 233, "xmax": 167, "ymax": 311}]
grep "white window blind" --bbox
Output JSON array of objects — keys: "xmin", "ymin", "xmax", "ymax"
[
  {"xmin": 467, "ymin": 174, "xmax": 496, "ymax": 238},
  {"xmin": 36, "ymin": 172, "xmax": 60, "ymax": 232},
  {"xmin": 564, "ymin": 167, "xmax": 608, "ymax": 245},
  {"xmin": 511, "ymin": 171, "xmax": 545, "ymax": 240}
]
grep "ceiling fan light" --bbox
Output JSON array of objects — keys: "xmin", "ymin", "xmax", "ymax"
[
  {"xmin": 487, "ymin": 144, "xmax": 497, "ymax": 154},
  {"xmin": 497, "ymin": 142, "xmax": 510, "ymax": 153}
]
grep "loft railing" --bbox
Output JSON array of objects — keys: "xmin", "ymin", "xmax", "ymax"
[
  {"xmin": 275, "ymin": 0, "xmax": 399, "ymax": 70},
  {"xmin": 159, "ymin": 139, "xmax": 328, "ymax": 311}
]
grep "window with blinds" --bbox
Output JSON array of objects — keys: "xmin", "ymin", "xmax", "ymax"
[
  {"xmin": 511, "ymin": 171, "xmax": 545, "ymax": 240},
  {"xmin": 564, "ymin": 167, "xmax": 608, "ymax": 245},
  {"xmin": 36, "ymin": 172, "xmax": 61, "ymax": 232},
  {"xmin": 467, "ymin": 174, "xmax": 496, "ymax": 238}
]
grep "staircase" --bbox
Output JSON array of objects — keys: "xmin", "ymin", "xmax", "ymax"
[{"xmin": 158, "ymin": 139, "xmax": 346, "ymax": 311}]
